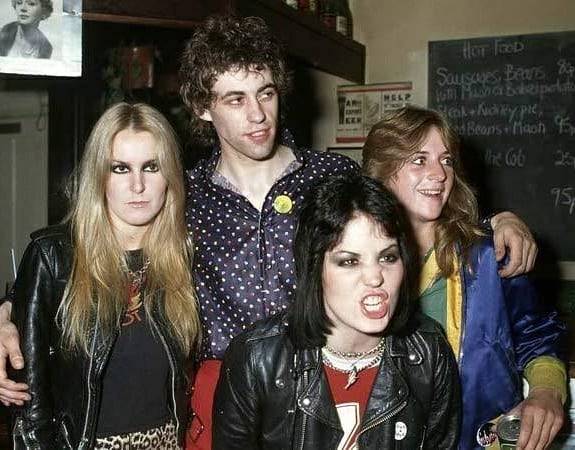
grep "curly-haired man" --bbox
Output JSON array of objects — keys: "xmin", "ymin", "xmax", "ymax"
[{"xmin": 179, "ymin": 15, "xmax": 358, "ymax": 449}]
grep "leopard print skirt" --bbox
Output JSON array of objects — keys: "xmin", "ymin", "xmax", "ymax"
[{"xmin": 94, "ymin": 421, "xmax": 180, "ymax": 449}]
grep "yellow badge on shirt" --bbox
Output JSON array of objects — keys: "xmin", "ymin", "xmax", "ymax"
[{"xmin": 273, "ymin": 194, "xmax": 293, "ymax": 214}]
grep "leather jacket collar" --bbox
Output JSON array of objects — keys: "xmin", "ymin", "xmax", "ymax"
[{"xmin": 294, "ymin": 336, "xmax": 422, "ymax": 433}]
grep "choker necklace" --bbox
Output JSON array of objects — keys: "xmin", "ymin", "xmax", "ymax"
[
  {"xmin": 324, "ymin": 337, "xmax": 385, "ymax": 359},
  {"xmin": 322, "ymin": 339, "xmax": 385, "ymax": 390}
]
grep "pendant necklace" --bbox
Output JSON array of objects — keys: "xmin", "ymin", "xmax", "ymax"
[{"xmin": 322, "ymin": 338, "xmax": 385, "ymax": 390}]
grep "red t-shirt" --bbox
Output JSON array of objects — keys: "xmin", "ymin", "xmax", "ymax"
[{"xmin": 324, "ymin": 365, "xmax": 379, "ymax": 450}]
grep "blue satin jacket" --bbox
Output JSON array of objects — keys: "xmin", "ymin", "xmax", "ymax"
[{"xmin": 457, "ymin": 239, "xmax": 564, "ymax": 449}]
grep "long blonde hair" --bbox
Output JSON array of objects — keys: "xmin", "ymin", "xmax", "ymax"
[
  {"xmin": 59, "ymin": 102, "xmax": 200, "ymax": 355},
  {"xmin": 363, "ymin": 106, "xmax": 484, "ymax": 277}
]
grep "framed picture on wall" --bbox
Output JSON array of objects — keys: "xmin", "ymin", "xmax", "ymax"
[
  {"xmin": 0, "ymin": 0, "xmax": 82, "ymax": 76},
  {"xmin": 327, "ymin": 146, "xmax": 362, "ymax": 165}
]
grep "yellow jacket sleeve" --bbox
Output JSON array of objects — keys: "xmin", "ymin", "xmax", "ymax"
[{"xmin": 524, "ymin": 355, "xmax": 567, "ymax": 403}]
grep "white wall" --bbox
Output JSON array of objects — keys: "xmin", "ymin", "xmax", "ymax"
[
  {"xmin": 308, "ymin": 69, "xmax": 347, "ymax": 146},
  {"xmin": 0, "ymin": 91, "xmax": 49, "ymax": 293}
]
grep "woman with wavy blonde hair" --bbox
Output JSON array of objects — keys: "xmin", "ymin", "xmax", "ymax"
[
  {"xmin": 363, "ymin": 106, "xmax": 565, "ymax": 450},
  {"xmin": 11, "ymin": 102, "xmax": 200, "ymax": 449},
  {"xmin": 363, "ymin": 105, "xmax": 482, "ymax": 276}
]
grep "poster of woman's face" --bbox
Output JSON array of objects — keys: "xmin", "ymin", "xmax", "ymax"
[{"xmin": 0, "ymin": 0, "xmax": 81, "ymax": 76}]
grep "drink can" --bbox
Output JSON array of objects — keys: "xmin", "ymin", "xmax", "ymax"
[{"xmin": 496, "ymin": 414, "xmax": 521, "ymax": 449}]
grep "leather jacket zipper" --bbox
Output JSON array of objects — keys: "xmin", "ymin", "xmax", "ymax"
[
  {"xmin": 298, "ymin": 412, "xmax": 308, "ymax": 450},
  {"xmin": 13, "ymin": 417, "xmax": 38, "ymax": 449},
  {"xmin": 149, "ymin": 316, "xmax": 180, "ymax": 437},
  {"xmin": 296, "ymin": 370, "xmax": 310, "ymax": 450},
  {"xmin": 60, "ymin": 419, "xmax": 73, "ymax": 449},
  {"xmin": 79, "ymin": 313, "xmax": 100, "ymax": 449},
  {"xmin": 418, "ymin": 425, "xmax": 427, "ymax": 449},
  {"xmin": 357, "ymin": 399, "xmax": 408, "ymax": 439},
  {"xmin": 80, "ymin": 311, "xmax": 119, "ymax": 449}
]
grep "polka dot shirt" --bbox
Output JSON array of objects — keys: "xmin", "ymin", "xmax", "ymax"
[{"xmin": 185, "ymin": 129, "xmax": 359, "ymax": 360}]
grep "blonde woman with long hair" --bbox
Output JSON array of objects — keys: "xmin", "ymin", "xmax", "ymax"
[
  {"xmin": 11, "ymin": 103, "xmax": 200, "ymax": 449},
  {"xmin": 363, "ymin": 106, "xmax": 565, "ymax": 450}
]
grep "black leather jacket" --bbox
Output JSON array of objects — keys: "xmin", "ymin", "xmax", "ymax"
[
  {"xmin": 213, "ymin": 313, "xmax": 461, "ymax": 450},
  {"xmin": 10, "ymin": 226, "xmax": 190, "ymax": 449}
]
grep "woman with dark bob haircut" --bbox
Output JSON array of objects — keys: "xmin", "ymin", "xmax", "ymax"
[{"xmin": 212, "ymin": 173, "xmax": 461, "ymax": 449}]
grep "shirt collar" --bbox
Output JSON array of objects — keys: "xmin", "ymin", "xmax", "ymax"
[{"xmin": 205, "ymin": 128, "xmax": 304, "ymax": 185}]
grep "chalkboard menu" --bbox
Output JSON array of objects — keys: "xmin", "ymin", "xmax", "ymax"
[{"xmin": 429, "ymin": 32, "xmax": 575, "ymax": 261}]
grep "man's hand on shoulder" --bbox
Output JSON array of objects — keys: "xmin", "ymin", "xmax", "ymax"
[
  {"xmin": 0, "ymin": 301, "xmax": 30, "ymax": 406},
  {"xmin": 491, "ymin": 211, "xmax": 538, "ymax": 278}
]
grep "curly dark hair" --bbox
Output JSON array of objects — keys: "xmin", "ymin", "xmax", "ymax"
[{"xmin": 179, "ymin": 15, "xmax": 292, "ymax": 147}]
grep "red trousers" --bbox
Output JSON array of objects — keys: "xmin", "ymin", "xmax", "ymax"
[{"xmin": 186, "ymin": 360, "xmax": 222, "ymax": 450}]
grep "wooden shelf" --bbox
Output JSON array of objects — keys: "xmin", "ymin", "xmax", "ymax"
[
  {"xmin": 83, "ymin": 12, "xmax": 201, "ymax": 29},
  {"xmin": 83, "ymin": 0, "xmax": 231, "ymax": 25},
  {"xmin": 82, "ymin": 0, "xmax": 365, "ymax": 84},
  {"xmin": 233, "ymin": 0, "xmax": 365, "ymax": 83}
]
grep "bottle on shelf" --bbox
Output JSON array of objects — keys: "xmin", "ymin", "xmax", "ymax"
[
  {"xmin": 298, "ymin": 0, "xmax": 318, "ymax": 14},
  {"xmin": 319, "ymin": 0, "xmax": 336, "ymax": 31},
  {"xmin": 335, "ymin": 0, "xmax": 352, "ymax": 37},
  {"xmin": 319, "ymin": 0, "xmax": 352, "ymax": 37}
]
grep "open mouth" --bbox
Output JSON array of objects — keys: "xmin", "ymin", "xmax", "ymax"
[
  {"xmin": 245, "ymin": 128, "xmax": 271, "ymax": 142},
  {"xmin": 360, "ymin": 294, "xmax": 389, "ymax": 319},
  {"xmin": 362, "ymin": 295, "xmax": 384, "ymax": 311},
  {"xmin": 418, "ymin": 189, "xmax": 443, "ymax": 196},
  {"xmin": 247, "ymin": 129, "xmax": 268, "ymax": 137}
]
